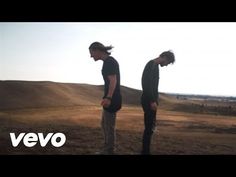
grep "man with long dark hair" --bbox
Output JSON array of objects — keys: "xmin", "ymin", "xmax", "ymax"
[{"xmin": 89, "ymin": 42, "xmax": 122, "ymax": 155}]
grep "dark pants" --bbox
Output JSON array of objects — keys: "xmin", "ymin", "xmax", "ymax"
[
  {"xmin": 101, "ymin": 110, "xmax": 116, "ymax": 154},
  {"xmin": 141, "ymin": 99, "xmax": 157, "ymax": 155}
]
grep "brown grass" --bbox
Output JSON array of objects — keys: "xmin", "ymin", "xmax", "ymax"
[
  {"xmin": 1, "ymin": 106, "xmax": 236, "ymax": 155},
  {"xmin": 1, "ymin": 81, "xmax": 236, "ymax": 155}
]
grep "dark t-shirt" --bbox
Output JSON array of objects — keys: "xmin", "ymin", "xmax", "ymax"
[
  {"xmin": 102, "ymin": 56, "xmax": 122, "ymax": 113},
  {"xmin": 141, "ymin": 59, "xmax": 159, "ymax": 103}
]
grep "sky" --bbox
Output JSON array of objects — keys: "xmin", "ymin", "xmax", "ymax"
[{"xmin": 1, "ymin": 22, "xmax": 236, "ymax": 97}]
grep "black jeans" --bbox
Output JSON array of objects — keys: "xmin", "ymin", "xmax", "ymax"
[{"xmin": 141, "ymin": 99, "xmax": 157, "ymax": 154}]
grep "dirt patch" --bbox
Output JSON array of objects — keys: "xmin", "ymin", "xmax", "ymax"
[{"xmin": 1, "ymin": 106, "xmax": 236, "ymax": 155}]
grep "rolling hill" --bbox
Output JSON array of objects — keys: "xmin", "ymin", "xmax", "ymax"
[
  {"xmin": 1, "ymin": 80, "xmax": 236, "ymax": 116},
  {"xmin": 0, "ymin": 80, "xmax": 145, "ymax": 110}
]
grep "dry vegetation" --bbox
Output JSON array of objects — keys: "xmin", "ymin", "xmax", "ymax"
[{"xmin": 1, "ymin": 81, "xmax": 236, "ymax": 155}]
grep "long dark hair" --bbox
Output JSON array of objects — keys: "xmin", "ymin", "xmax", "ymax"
[{"xmin": 89, "ymin": 42, "xmax": 113, "ymax": 55}]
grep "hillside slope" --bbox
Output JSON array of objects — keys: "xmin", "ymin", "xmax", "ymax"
[{"xmin": 0, "ymin": 81, "xmax": 144, "ymax": 110}]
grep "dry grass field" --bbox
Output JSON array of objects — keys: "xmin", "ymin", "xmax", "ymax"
[{"xmin": 1, "ymin": 81, "xmax": 236, "ymax": 155}]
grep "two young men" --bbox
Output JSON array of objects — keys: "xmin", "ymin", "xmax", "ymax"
[{"xmin": 89, "ymin": 41, "xmax": 175, "ymax": 155}]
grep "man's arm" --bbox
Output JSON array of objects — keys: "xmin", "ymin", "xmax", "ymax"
[
  {"xmin": 101, "ymin": 74, "xmax": 117, "ymax": 107},
  {"xmin": 142, "ymin": 62, "xmax": 158, "ymax": 111},
  {"xmin": 106, "ymin": 74, "xmax": 117, "ymax": 98},
  {"xmin": 143, "ymin": 75, "xmax": 157, "ymax": 111},
  {"xmin": 142, "ymin": 63, "xmax": 156, "ymax": 102}
]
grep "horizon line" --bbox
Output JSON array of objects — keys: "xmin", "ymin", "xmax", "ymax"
[{"xmin": 1, "ymin": 79, "xmax": 236, "ymax": 98}]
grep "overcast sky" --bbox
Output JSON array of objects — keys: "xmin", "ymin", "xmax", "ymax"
[{"xmin": 1, "ymin": 22, "xmax": 236, "ymax": 96}]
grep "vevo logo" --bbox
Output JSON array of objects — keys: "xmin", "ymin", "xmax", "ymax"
[{"xmin": 10, "ymin": 133, "xmax": 66, "ymax": 147}]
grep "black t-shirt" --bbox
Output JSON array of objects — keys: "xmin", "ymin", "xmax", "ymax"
[
  {"xmin": 141, "ymin": 59, "xmax": 159, "ymax": 103},
  {"xmin": 102, "ymin": 56, "xmax": 122, "ymax": 113}
]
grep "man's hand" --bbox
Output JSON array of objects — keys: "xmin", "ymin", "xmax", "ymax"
[
  {"xmin": 150, "ymin": 102, "xmax": 158, "ymax": 111},
  {"xmin": 101, "ymin": 98, "xmax": 111, "ymax": 108}
]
